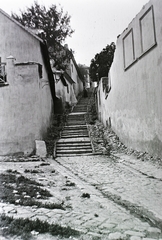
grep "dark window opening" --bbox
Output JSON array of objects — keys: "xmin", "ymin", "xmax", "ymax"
[
  {"xmin": 67, "ymin": 85, "xmax": 69, "ymax": 93},
  {"xmin": 38, "ymin": 64, "xmax": 43, "ymax": 78},
  {"xmin": 0, "ymin": 58, "xmax": 7, "ymax": 86}
]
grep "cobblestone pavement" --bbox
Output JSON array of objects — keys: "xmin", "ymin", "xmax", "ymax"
[{"xmin": 0, "ymin": 154, "xmax": 162, "ymax": 239}]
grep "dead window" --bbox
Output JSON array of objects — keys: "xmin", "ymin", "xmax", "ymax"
[
  {"xmin": 101, "ymin": 76, "xmax": 111, "ymax": 99},
  {"xmin": 139, "ymin": 5, "xmax": 157, "ymax": 58},
  {"xmin": 38, "ymin": 64, "xmax": 43, "ymax": 78},
  {"xmin": 71, "ymin": 64, "xmax": 73, "ymax": 72},
  {"xmin": 98, "ymin": 90, "xmax": 101, "ymax": 105},
  {"xmin": 123, "ymin": 29, "xmax": 136, "ymax": 70},
  {"xmin": 0, "ymin": 59, "xmax": 8, "ymax": 86},
  {"xmin": 67, "ymin": 85, "xmax": 69, "ymax": 93}
]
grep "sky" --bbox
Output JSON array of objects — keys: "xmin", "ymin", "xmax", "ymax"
[{"xmin": 1, "ymin": 0, "xmax": 149, "ymax": 66}]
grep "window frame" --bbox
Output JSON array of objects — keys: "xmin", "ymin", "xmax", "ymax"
[{"xmin": 139, "ymin": 5, "xmax": 157, "ymax": 59}]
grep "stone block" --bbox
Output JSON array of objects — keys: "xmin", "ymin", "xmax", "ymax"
[{"xmin": 35, "ymin": 140, "xmax": 47, "ymax": 158}]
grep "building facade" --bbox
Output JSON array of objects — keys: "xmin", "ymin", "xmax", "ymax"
[
  {"xmin": 0, "ymin": 9, "xmax": 55, "ymax": 155},
  {"xmin": 97, "ymin": 0, "xmax": 162, "ymax": 158}
]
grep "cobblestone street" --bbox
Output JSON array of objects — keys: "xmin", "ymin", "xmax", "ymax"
[{"xmin": 0, "ymin": 153, "xmax": 162, "ymax": 239}]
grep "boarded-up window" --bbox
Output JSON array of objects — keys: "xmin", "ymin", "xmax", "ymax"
[
  {"xmin": 140, "ymin": 6, "xmax": 156, "ymax": 54},
  {"xmin": 123, "ymin": 29, "xmax": 135, "ymax": 69}
]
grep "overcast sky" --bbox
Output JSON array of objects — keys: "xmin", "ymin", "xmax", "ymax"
[{"xmin": 1, "ymin": 0, "xmax": 149, "ymax": 66}]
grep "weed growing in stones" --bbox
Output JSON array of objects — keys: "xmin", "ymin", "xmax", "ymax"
[
  {"xmin": 0, "ymin": 172, "xmax": 53, "ymax": 207},
  {"xmin": 0, "ymin": 214, "xmax": 80, "ymax": 239},
  {"xmin": 24, "ymin": 169, "xmax": 43, "ymax": 174},
  {"xmin": 39, "ymin": 162, "xmax": 50, "ymax": 166},
  {"xmin": 65, "ymin": 180, "xmax": 76, "ymax": 187},
  {"xmin": 6, "ymin": 169, "xmax": 20, "ymax": 174},
  {"xmin": 81, "ymin": 193, "xmax": 90, "ymax": 198}
]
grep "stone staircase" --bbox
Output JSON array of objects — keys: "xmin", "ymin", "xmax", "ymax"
[{"xmin": 55, "ymin": 96, "xmax": 93, "ymax": 157}]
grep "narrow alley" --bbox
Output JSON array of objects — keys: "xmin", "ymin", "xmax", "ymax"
[
  {"xmin": 0, "ymin": 1, "xmax": 162, "ymax": 239},
  {"xmin": 0, "ymin": 92, "xmax": 162, "ymax": 240}
]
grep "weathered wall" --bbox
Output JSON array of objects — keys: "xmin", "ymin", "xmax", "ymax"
[
  {"xmin": 55, "ymin": 78, "xmax": 77, "ymax": 110},
  {"xmin": 0, "ymin": 11, "xmax": 54, "ymax": 155},
  {"xmin": 70, "ymin": 59, "xmax": 83, "ymax": 96},
  {"xmin": 98, "ymin": 0, "xmax": 162, "ymax": 158},
  {"xmin": 0, "ymin": 10, "xmax": 44, "ymax": 67},
  {"xmin": 0, "ymin": 58, "xmax": 53, "ymax": 155},
  {"xmin": 55, "ymin": 80, "xmax": 66, "ymax": 106}
]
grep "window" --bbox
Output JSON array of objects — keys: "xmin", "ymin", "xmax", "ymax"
[
  {"xmin": 67, "ymin": 85, "xmax": 69, "ymax": 93},
  {"xmin": 139, "ymin": 5, "xmax": 156, "ymax": 57},
  {"xmin": 102, "ymin": 77, "xmax": 108, "ymax": 92},
  {"xmin": 98, "ymin": 90, "xmax": 101, "ymax": 106},
  {"xmin": 123, "ymin": 29, "xmax": 136, "ymax": 70},
  {"xmin": 38, "ymin": 64, "xmax": 43, "ymax": 78},
  {"xmin": 71, "ymin": 64, "xmax": 73, "ymax": 72},
  {"xmin": 0, "ymin": 58, "xmax": 7, "ymax": 86},
  {"xmin": 101, "ymin": 76, "xmax": 111, "ymax": 99}
]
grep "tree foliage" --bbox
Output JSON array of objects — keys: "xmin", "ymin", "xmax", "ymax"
[
  {"xmin": 89, "ymin": 42, "xmax": 116, "ymax": 82},
  {"xmin": 78, "ymin": 64, "xmax": 89, "ymax": 81},
  {"xmin": 12, "ymin": 1, "xmax": 74, "ymax": 70}
]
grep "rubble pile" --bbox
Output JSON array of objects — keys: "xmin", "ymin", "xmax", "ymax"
[
  {"xmin": 88, "ymin": 120, "xmax": 127, "ymax": 155},
  {"xmin": 89, "ymin": 120, "xmax": 162, "ymax": 165}
]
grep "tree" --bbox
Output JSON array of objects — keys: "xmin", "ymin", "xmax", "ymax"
[
  {"xmin": 12, "ymin": 1, "xmax": 74, "ymax": 70},
  {"xmin": 89, "ymin": 42, "xmax": 116, "ymax": 82},
  {"xmin": 78, "ymin": 64, "xmax": 89, "ymax": 81}
]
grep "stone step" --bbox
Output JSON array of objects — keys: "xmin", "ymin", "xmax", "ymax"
[
  {"xmin": 63, "ymin": 128, "xmax": 87, "ymax": 131},
  {"xmin": 56, "ymin": 153, "xmax": 93, "ymax": 157},
  {"xmin": 61, "ymin": 135, "xmax": 89, "ymax": 138},
  {"xmin": 56, "ymin": 149, "xmax": 92, "ymax": 154},
  {"xmin": 68, "ymin": 117, "xmax": 85, "ymax": 119},
  {"xmin": 67, "ymin": 119, "xmax": 86, "ymax": 122},
  {"xmin": 73, "ymin": 108, "xmax": 87, "ymax": 109},
  {"xmin": 63, "ymin": 126, "xmax": 87, "ymax": 129},
  {"xmin": 66, "ymin": 122, "xmax": 86, "ymax": 125},
  {"xmin": 73, "ymin": 107, "xmax": 87, "ymax": 109},
  {"xmin": 57, "ymin": 146, "xmax": 92, "ymax": 150},
  {"xmin": 67, "ymin": 118, "xmax": 85, "ymax": 121},
  {"xmin": 68, "ymin": 113, "xmax": 85, "ymax": 116},
  {"xmin": 63, "ymin": 127, "xmax": 87, "ymax": 131},
  {"xmin": 61, "ymin": 134, "xmax": 88, "ymax": 137},
  {"xmin": 62, "ymin": 128, "xmax": 88, "ymax": 134},
  {"xmin": 54, "ymin": 96, "xmax": 93, "ymax": 157},
  {"xmin": 64, "ymin": 125, "xmax": 87, "ymax": 127},
  {"xmin": 67, "ymin": 121, "xmax": 86, "ymax": 123},
  {"xmin": 73, "ymin": 107, "xmax": 87, "ymax": 110},
  {"xmin": 57, "ymin": 142, "xmax": 91, "ymax": 146},
  {"xmin": 58, "ymin": 137, "xmax": 90, "ymax": 142},
  {"xmin": 61, "ymin": 133, "xmax": 88, "ymax": 136}
]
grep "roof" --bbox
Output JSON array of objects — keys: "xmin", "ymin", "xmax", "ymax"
[
  {"xmin": 0, "ymin": 8, "xmax": 56, "ymax": 101},
  {"xmin": 59, "ymin": 43, "xmax": 85, "ymax": 82},
  {"xmin": 0, "ymin": 8, "xmax": 43, "ymax": 43},
  {"xmin": 63, "ymin": 72, "xmax": 75, "ymax": 84}
]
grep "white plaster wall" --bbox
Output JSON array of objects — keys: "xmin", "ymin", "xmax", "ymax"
[
  {"xmin": 0, "ymin": 11, "xmax": 47, "ymax": 80},
  {"xmin": 99, "ymin": 0, "xmax": 162, "ymax": 158},
  {"xmin": 70, "ymin": 60, "xmax": 83, "ymax": 96},
  {"xmin": 0, "ymin": 59, "xmax": 53, "ymax": 155},
  {"xmin": 0, "ymin": 11, "xmax": 54, "ymax": 155}
]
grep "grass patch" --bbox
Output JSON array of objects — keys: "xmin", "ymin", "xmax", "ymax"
[
  {"xmin": 24, "ymin": 169, "xmax": 43, "ymax": 173},
  {"xmin": 0, "ymin": 172, "xmax": 53, "ymax": 206},
  {"xmin": 0, "ymin": 214, "xmax": 80, "ymax": 239},
  {"xmin": 6, "ymin": 169, "xmax": 20, "ymax": 174},
  {"xmin": 17, "ymin": 200, "xmax": 65, "ymax": 210}
]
